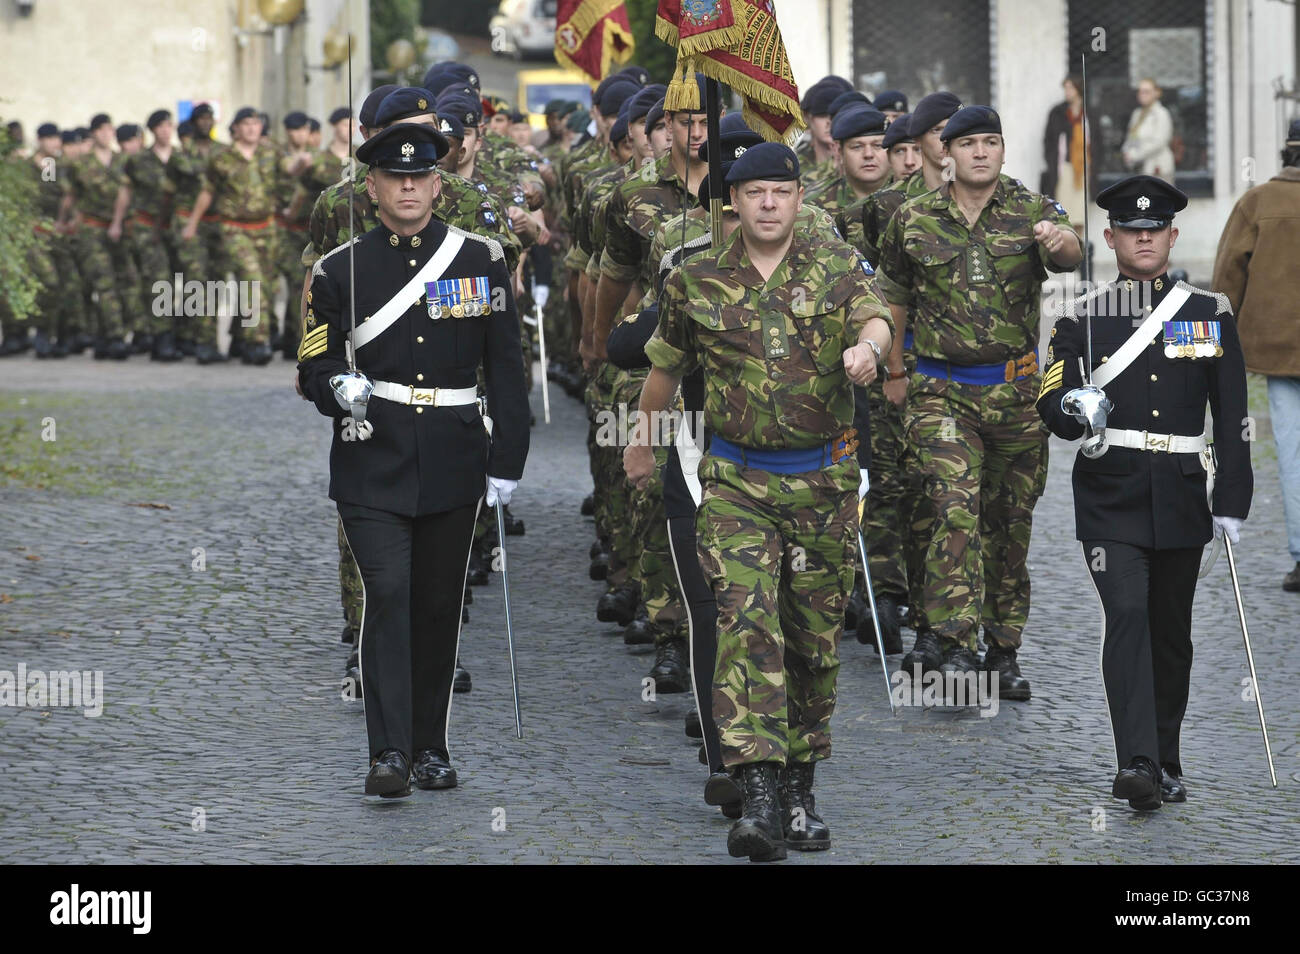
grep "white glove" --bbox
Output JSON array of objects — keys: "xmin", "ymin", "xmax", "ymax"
[
  {"xmin": 859, "ymin": 468, "xmax": 870, "ymax": 500},
  {"xmin": 486, "ymin": 476, "xmax": 518, "ymax": 507},
  {"xmin": 1212, "ymin": 515, "xmax": 1243, "ymax": 544},
  {"xmin": 534, "ymin": 284, "xmax": 550, "ymax": 310}
]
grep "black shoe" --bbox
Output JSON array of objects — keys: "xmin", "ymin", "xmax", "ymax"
[
  {"xmin": 698, "ymin": 744, "xmax": 708, "ymax": 765},
  {"xmin": 705, "ymin": 770, "xmax": 742, "ymax": 807},
  {"xmin": 648, "ymin": 638, "xmax": 690, "ymax": 693},
  {"xmin": 365, "ymin": 749, "xmax": 411, "ymax": 797},
  {"xmin": 901, "ymin": 628, "xmax": 943, "ymax": 675},
  {"xmin": 32, "ymin": 331, "xmax": 53, "ymax": 358},
  {"xmin": 1160, "ymin": 767, "xmax": 1187, "ymax": 803},
  {"xmin": 194, "ymin": 343, "xmax": 226, "ymax": 365},
  {"xmin": 501, "ymin": 505, "xmax": 525, "ymax": 535},
  {"xmin": 588, "ymin": 538, "xmax": 606, "ymax": 559},
  {"xmin": 465, "ymin": 551, "xmax": 490, "ymax": 586},
  {"xmin": 453, "ymin": 664, "xmax": 471, "ymax": 694},
  {"xmin": 1112, "ymin": 756, "xmax": 1162, "ymax": 811},
  {"xmin": 938, "ymin": 646, "xmax": 982, "ymax": 702},
  {"xmin": 412, "ymin": 749, "xmax": 458, "ymax": 790},
  {"xmin": 581, "ymin": 494, "xmax": 595, "ymax": 516},
  {"xmin": 108, "ymin": 338, "xmax": 130, "ymax": 360},
  {"xmin": 130, "ymin": 333, "xmax": 153, "ymax": 354},
  {"xmin": 1284, "ymin": 563, "xmax": 1300, "ymax": 593},
  {"xmin": 779, "ymin": 762, "xmax": 831, "ymax": 851},
  {"xmin": 844, "ymin": 585, "xmax": 866, "ymax": 633},
  {"xmin": 589, "ymin": 550, "xmax": 609, "ymax": 580},
  {"xmin": 982, "ymin": 644, "xmax": 1032, "ymax": 701},
  {"xmin": 241, "ymin": 342, "xmax": 273, "ymax": 365},
  {"xmin": 150, "ymin": 332, "xmax": 183, "ymax": 362},
  {"xmin": 340, "ymin": 623, "xmax": 357, "ymax": 645},
  {"xmin": 727, "ymin": 763, "xmax": 787, "ymax": 862},
  {"xmin": 860, "ymin": 594, "xmax": 904, "ymax": 653},
  {"xmin": 49, "ymin": 340, "xmax": 69, "ymax": 358},
  {"xmin": 176, "ymin": 337, "xmax": 196, "ymax": 357},
  {"xmin": 623, "ymin": 615, "xmax": 653, "ymax": 646},
  {"xmin": 684, "ymin": 709, "xmax": 703, "ymax": 739},
  {"xmin": 597, "ymin": 582, "xmax": 639, "ymax": 625}
]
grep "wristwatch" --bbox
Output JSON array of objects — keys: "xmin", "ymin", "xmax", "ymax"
[{"xmin": 865, "ymin": 338, "xmax": 882, "ymax": 365}]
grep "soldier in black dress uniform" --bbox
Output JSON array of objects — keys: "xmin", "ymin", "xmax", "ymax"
[
  {"xmin": 298, "ymin": 123, "xmax": 530, "ymax": 797},
  {"xmin": 1037, "ymin": 175, "xmax": 1252, "ymax": 810}
]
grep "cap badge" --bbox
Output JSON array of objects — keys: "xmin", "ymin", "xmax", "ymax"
[
  {"xmin": 784, "ymin": 157, "xmax": 794, "ymax": 172},
  {"xmin": 734, "ymin": 145, "xmax": 747, "ymax": 158},
  {"xmin": 1136, "ymin": 196, "xmax": 1150, "ymax": 211},
  {"xmin": 440, "ymin": 120, "xmax": 452, "ymax": 133},
  {"xmin": 401, "ymin": 142, "xmax": 414, "ymax": 157}
]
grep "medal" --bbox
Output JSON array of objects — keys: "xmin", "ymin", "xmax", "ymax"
[
  {"xmin": 451, "ymin": 303, "xmax": 464, "ymax": 318},
  {"xmin": 1215, "ymin": 345, "xmax": 1224, "ymax": 357},
  {"xmin": 1164, "ymin": 344, "xmax": 1178, "ymax": 359}
]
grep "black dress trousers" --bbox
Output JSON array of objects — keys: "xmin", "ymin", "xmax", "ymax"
[
  {"xmin": 1083, "ymin": 540, "xmax": 1200, "ymax": 776},
  {"xmin": 339, "ymin": 499, "xmax": 479, "ymax": 762}
]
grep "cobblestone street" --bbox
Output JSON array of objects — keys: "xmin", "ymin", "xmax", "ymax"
[{"xmin": 1, "ymin": 356, "xmax": 1297, "ymax": 864}]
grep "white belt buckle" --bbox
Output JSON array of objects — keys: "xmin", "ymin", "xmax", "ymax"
[{"xmin": 1144, "ymin": 431, "xmax": 1170, "ymax": 453}]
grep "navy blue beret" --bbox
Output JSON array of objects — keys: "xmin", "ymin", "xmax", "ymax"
[
  {"xmin": 189, "ymin": 103, "xmax": 214, "ymax": 119},
  {"xmin": 115, "ymin": 123, "xmax": 140, "ymax": 142},
  {"xmin": 328, "ymin": 107, "xmax": 352, "ymax": 125},
  {"xmin": 89, "ymin": 113, "xmax": 112, "ymax": 130},
  {"xmin": 882, "ymin": 113, "xmax": 914, "ymax": 149},
  {"xmin": 36, "ymin": 122, "xmax": 59, "ymax": 138},
  {"xmin": 698, "ymin": 113, "xmax": 764, "ymax": 164},
  {"xmin": 282, "ymin": 110, "xmax": 309, "ymax": 129},
  {"xmin": 939, "ymin": 105, "xmax": 1001, "ymax": 142},
  {"xmin": 725, "ymin": 141, "xmax": 800, "ymax": 184},
  {"xmin": 909, "ymin": 92, "xmax": 963, "ymax": 137},
  {"xmin": 610, "ymin": 114, "xmax": 630, "ymax": 145},
  {"xmin": 230, "ymin": 106, "xmax": 258, "ymax": 126},
  {"xmin": 874, "ymin": 89, "xmax": 908, "ymax": 113},
  {"xmin": 355, "ymin": 121, "xmax": 448, "ymax": 170},
  {"xmin": 359, "ymin": 85, "xmax": 400, "ymax": 128},
  {"xmin": 176, "ymin": 121, "xmax": 194, "ymax": 139},
  {"xmin": 626, "ymin": 84, "xmax": 667, "ymax": 124},
  {"xmin": 421, "ymin": 62, "xmax": 479, "ymax": 94},
  {"xmin": 643, "ymin": 97, "xmax": 666, "ymax": 132},
  {"xmin": 599, "ymin": 80, "xmax": 640, "ymax": 117},
  {"xmin": 831, "ymin": 105, "xmax": 887, "ymax": 141},
  {"xmin": 436, "ymin": 112, "xmax": 465, "ymax": 141},
  {"xmin": 828, "ymin": 90, "xmax": 872, "ymax": 116},
  {"xmin": 374, "ymin": 87, "xmax": 437, "ymax": 127},
  {"xmin": 436, "ymin": 92, "xmax": 482, "ymax": 128},
  {"xmin": 146, "ymin": 110, "xmax": 171, "ymax": 130},
  {"xmin": 617, "ymin": 64, "xmax": 651, "ymax": 87}
]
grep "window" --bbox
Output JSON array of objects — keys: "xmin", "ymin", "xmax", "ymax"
[{"xmin": 1068, "ymin": 0, "xmax": 1213, "ymax": 196}]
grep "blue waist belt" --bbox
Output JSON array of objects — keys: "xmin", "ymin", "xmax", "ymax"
[
  {"xmin": 915, "ymin": 352, "xmax": 1038, "ymax": 386},
  {"xmin": 710, "ymin": 432, "xmax": 857, "ymax": 474}
]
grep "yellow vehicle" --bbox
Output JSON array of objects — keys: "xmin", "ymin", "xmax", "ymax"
[{"xmin": 516, "ymin": 68, "xmax": 593, "ymax": 131}]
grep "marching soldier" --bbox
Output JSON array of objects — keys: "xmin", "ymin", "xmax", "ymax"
[
  {"xmin": 795, "ymin": 76, "xmax": 853, "ymax": 190},
  {"xmin": 26, "ymin": 122, "xmax": 73, "ymax": 357},
  {"xmin": 876, "ymin": 106, "xmax": 1082, "ymax": 698},
  {"xmin": 805, "ymin": 106, "xmax": 893, "ymax": 242},
  {"xmin": 297, "ymin": 122, "xmax": 530, "ymax": 796},
  {"xmin": 182, "ymin": 105, "xmax": 282, "ymax": 365},
  {"xmin": 273, "ymin": 111, "xmax": 316, "ymax": 359},
  {"xmin": 873, "ymin": 90, "xmax": 909, "ymax": 123},
  {"xmin": 1037, "ymin": 175, "xmax": 1252, "ymax": 809},
  {"xmin": 627, "ymin": 143, "xmax": 892, "ymax": 861}
]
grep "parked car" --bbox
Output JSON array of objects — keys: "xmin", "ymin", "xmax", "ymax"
[
  {"xmin": 516, "ymin": 67, "xmax": 593, "ymax": 130},
  {"xmin": 490, "ymin": 0, "xmax": 557, "ymax": 60}
]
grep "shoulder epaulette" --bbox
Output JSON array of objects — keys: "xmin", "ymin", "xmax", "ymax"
[
  {"xmin": 1056, "ymin": 280, "xmax": 1117, "ymax": 321},
  {"xmin": 1177, "ymin": 280, "xmax": 1232, "ymax": 315},
  {"xmin": 659, "ymin": 232, "xmax": 712, "ymax": 276},
  {"xmin": 312, "ymin": 234, "xmax": 361, "ymax": 278},
  {"xmin": 446, "ymin": 224, "xmax": 504, "ymax": 263}
]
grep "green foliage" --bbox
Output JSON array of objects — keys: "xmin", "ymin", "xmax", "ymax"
[
  {"xmin": 624, "ymin": 0, "xmax": 677, "ymax": 85},
  {"xmin": 370, "ymin": 0, "xmax": 422, "ymax": 75},
  {"xmin": 0, "ymin": 125, "xmax": 40, "ymax": 324}
]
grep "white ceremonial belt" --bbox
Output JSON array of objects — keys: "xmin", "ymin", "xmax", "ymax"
[
  {"xmin": 371, "ymin": 381, "xmax": 479, "ymax": 407},
  {"xmin": 1105, "ymin": 428, "xmax": 1207, "ymax": 454}
]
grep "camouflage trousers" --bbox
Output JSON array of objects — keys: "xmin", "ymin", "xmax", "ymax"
[
  {"xmin": 338, "ymin": 517, "xmax": 362, "ymax": 631},
  {"xmin": 586, "ymin": 362, "xmax": 631, "ymax": 587},
  {"xmin": 219, "ymin": 220, "xmax": 277, "ymax": 346},
  {"xmin": 276, "ymin": 223, "xmax": 310, "ymax": 344},
  {"xmin": 127, "ymin": 223, "xmax": 175, "ymax": 336},
  {"xmin": 904, "ymin": 374, "xmax": 1049, "ymax": 651},
  {"xmin": 173, "ymin": 219, "xmax": 227, "ymax": 346},
  {"xmin": 696, "ymin": 454, "xmax": 858, "ymax": 768},
  {"xmin": 73, "ymin": 225, "xmax": 139, "ymax": 339},
  {"xmin": 542, "ymin": 241, "xmax": 573, "ymax": 362},
  {"xmin": 863, "ymin": 365, "xmax": 927, "ymax": 616},
  {"xmin": 19, "ymin": 230, "xmax": 62, "ymax": 336},
  {"xmin": 614, "ymin": 366, "xmax": 686, "ymax": 642}
]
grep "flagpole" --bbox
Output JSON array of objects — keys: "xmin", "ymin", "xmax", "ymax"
[{"xmin": 705, "ymin": 78, "xmax": 724, "ymax": 244}]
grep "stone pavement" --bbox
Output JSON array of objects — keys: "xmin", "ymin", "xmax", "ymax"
[{"xmin": 0, "ymin": 354, "xmax": 1296, "ymax": 865}]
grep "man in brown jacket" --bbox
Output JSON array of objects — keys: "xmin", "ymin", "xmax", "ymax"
[{"xmin": 1212, "ymin": 118, "xmax": 1300, "ymax": 591}]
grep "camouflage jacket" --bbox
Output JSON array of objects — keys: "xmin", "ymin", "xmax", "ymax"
[
  {"xmin": 123, "ymin": 148, "xmax": 171, "ymax": 219},
  {"xmin": 563, "ymin": 153, "xmax": 618, "ymax": 271},
  {"xmin": 203, "ymin": 141, "xmax": 283, "ymax": 220},
  {"xmin": 288, "ymin": 148, "xmax": 345, "ymax": 227},
  {"xmin": 857, "ymin": 168, "xmax": 931, "ymax": 266},
  {"xmin": 481, "ymin": 132, "xmax": 546, "ymax": 198},
  {"xmin": 581, "ymin": 158, "xmax": 637, "ymax": 275},
  {"xmin": 27, "ymin": 154, "xmax": 63, "ymax": 223},
  {"xmin": 305, "ymin": 161, "xmax": 521, "ymax": 272},
  {"xmin": 561, "ymin": 138, "xmax": 607, "ymax": 230},
  {"xmin": 805, "ymin": 174, "xmax": 893, "ymax": 246},
  {"xmin": 64, "ymin": 150, "xmax": 128, "ymax": 221},
  {"xmin": 876, "ymin": 173, "xmax": 1073, "ymax": 365},
  {"xmin": 165, "ymin": 139, "xmax": 225, "ymax": 211},
  {"xmin": 645, "ymin": 226, "xmax": 892, "ymax": 449},
  {"xmin": 600, "ymin": 152, "xmax": 692, "ymax": 291}
]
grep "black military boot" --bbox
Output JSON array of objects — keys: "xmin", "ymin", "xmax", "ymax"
[
  {"xmin": 1283, "ymin": 563, "xmax": 1300, "ymax": 593},
  {"xmin": 342, "ymin": 650, "xmax": 361, "ymax": 699},
  {"xmin": 194, "ymin": 343, "xmax": 226, "ymax": 365},
  {"xmin": 860, "ymin": 594, "xmax": 904, "ymax": 653},
  {"xmin": 901, "ymin": 628, "xmax": 942, "ymax": 676},
  {"xmin": 982, "ymin": 643, "xmax": 1031, "ymax": 701},
  {"xmin": 72, "ymin": 333, "xmax": 96, "ymax": 354},
  {"xmin": 844, "ymin": 583, "xmax": 866, "ymax": 633},
  {"xmin": 779, "ymin": 762, "xmax": 831, "ymax": 851},
  {"xmin": 580, "ymin": 494, "xmax": 595, "ymax": 516},
  {"xmin": 107, "ymin": 338, "xmax": 130, "ymax": 360},
  {"xmin": 241, "ymin": 342, "xmax": 273, "ymax": 365},
  {"xmin": 339, "ymin": 623, "xmax": 357, "ymax": 645},
  {"xmin": 150, "ymin": 332, "xmax": 183, "ymax": 362},
  {"xmin": 130, "ymin": 333, "xmax": 154, "ymax": 354},
  {"xmin": 648, "ymin": 637, "xmax": 690, "ymax": 693},
  {"xmin": 622, "ymin": 609, "xmax": 653, "ymax": 646},
  {"xmin": 1112, "ymin": 756, "xmax": 1161, "ymax": 811},
  {"xmin": 705, "ymin": 770, "xmax": 742, "ymax": 819},
  {"xmin": 176, "ymin": 337, "xmax": 197, "ymax": 357},
  {"xmin": 32, "ymin": 331, "xmax": 53, "ymax": 358},
  {"xmin": 684, "ymin": 708, "xmax": 703, "ymax": 739},
  {"xmin": 50, "ymin": 338, "xmax": 69, "ymax": 358},
  {"xmin": 727, "ymin": 763, "xmax": 787, "ymax": 862},
  {"xmin": 465, "ymin": 549, "xmax": 490, "ymax": 586},
  {"xmin": 596, "ymin": 581, "xmax": 639, "ymax": 625},
  {"xmin": 938, "ymin": 645, "xmax": 981, "ymax": 702},
  {"xmin": 501, "ymin": 505, "xmax": 525, "ymax": 535},
  {"xmin": 453, "ymin": 664, "xmax": 471, "ymax": 693}
]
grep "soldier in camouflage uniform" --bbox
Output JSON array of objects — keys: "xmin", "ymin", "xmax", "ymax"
[
  {"xmin": 628, "ymin": 143, "xmax": 893, "ymax": 862},
  {"xmin": 806, "ymin": 106, "xmax": 893, "ymax": 242},
  {"xmin": 118, "ymin": 110, "xmax": 182, "ymax": 360},
  {"xmin": 794, "ymin": 77, "xmax": 851, "ymax": 192},
  {"xmin": 876, "ymin": 106, "xmax": 1081, "ymax": 700},
  {"xmin": 166, "ymin": 104, "xmax": 228, "ymax": 361},
  {"xmin": 273, "ymin": 111, "xmax": 316, "ymax": 359},
  {"xmin": 595, "ymin": 79, "xmax": 712, "ymax": 686},
  {"xmin": 23, "ymin": 123, "xmax": 73, "ymax": 356},
  {"xmin": 58, "ymin": 113, "xmax": 136, "ymax": 359},
  {"xmin": 183, "ymin": 105, "xmax": 283, "ymax": 365}
]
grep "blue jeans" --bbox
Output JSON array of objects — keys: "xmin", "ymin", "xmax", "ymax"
[{"xmin": 1267, "ymin": 376, "xmax": 1300, "ymax": 562}]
